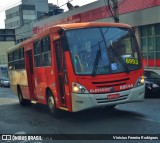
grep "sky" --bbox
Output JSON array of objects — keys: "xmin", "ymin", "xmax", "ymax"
[{"xmin": 0, "ymin": 0, "xmax": 97, "ymax": 28}]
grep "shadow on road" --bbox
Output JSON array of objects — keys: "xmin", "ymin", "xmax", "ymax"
[{"xmin": 0, "ymin": 102, "xmax": 145, "ymax": 122}]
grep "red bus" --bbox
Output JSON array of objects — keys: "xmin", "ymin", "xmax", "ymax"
[{"xmin": 7, "ymin": 22, "xmax": 145, "ymax": 116}]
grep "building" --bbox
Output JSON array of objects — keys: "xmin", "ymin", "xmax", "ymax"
[
  {"xmin": 5, "ymin": 0, "xmax": 62, "ymax": 43},
  {"xmin": 0, "ymin": 29, "xmax": 15, "ymax": 64},
  {"xmin": 12, "ymin": 0, "xmax": 160, "ymax": 73},
  {"xmin": 5, "ymin": 0, "xmax": 58, "ymax": 29}
]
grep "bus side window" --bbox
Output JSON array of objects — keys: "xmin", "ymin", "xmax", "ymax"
[
  {"xmin": 42, "ymin": 36, "xmax": 51, "ymax": 67},
  {"xmin": 34, "ymin": 40, "xmax": 42, "ymax": 67}
]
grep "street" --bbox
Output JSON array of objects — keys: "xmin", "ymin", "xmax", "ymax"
[{"xmin": 0, "ymin": 87, "xmax": 160, "ymax": 143}]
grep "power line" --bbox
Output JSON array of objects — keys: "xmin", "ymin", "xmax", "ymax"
[
  {"xmin": 103, "ymin": 0, "xmax": 114, "ymax": 21},
  {"xmin": 107, "ymin": 0, "xmax": 116, "ymax": 21}
]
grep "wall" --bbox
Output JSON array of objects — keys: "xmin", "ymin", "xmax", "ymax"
[{"xmin": 0, "ymin": 41, "xmax": 15, "ymax": 64}]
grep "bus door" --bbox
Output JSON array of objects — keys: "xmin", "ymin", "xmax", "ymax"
[
  {"xmin": 54, "ymin": 40, "xmax": 68, "ymax": 107},
  {"xmin": 26, "ymin": 50, "xmax": 36, "ymax": 100}
]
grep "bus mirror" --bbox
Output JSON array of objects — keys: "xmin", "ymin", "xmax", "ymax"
[
  {"xmin": 61, "ymin": 36, "xmax": 68, "ymax": 51},
  {"xmin": 132, "ymin": 27, "xmax": 135, "ymax": 33},
  {"xmin": 9, "ymin": 66, "xmax": 12, "ymax": 70},
  {"xmin": 58, "ymin": 29, "xmax": 64, "ymax": 35}
]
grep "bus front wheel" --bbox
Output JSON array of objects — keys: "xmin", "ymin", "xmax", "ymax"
[{"xmin": 46, "ymin": 91, "xmax": 61, "ymax": 117}]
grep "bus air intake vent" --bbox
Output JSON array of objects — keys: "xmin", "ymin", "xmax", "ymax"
[{"xmin": 92, "ymin": 78, "xmax": 129, "ymax": 88}]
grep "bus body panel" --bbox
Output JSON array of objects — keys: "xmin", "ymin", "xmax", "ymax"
[
  {"xmin": 76, "ymin": 70, "xmax": 143, "ymax": 94},
  {"xmin": 9, "ymin": 69, "xmax": 28, "ymax": 97},
  {"xmin": 72, "ymin": 85, "xmax": 145, "ymax": 112}
]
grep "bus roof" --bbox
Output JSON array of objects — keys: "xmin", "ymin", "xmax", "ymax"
[
  {"xmin": 56, "ymin": 22, "xmax": 131, "ymax": 30},
  {"xmin": 7, "ymin": 22, "xmax": 131, "ymax": 53}
]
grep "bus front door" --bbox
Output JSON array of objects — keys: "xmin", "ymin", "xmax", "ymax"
[{"xmin": 54, "ymin": 40, "xmax": 68, "ymax": 107}]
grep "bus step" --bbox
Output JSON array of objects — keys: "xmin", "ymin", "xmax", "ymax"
[
  {"xmin": 59, "ymin": 107, "xmax": 68, "ymax": 111},
  {"xmin": 31, "ymin": 100, "xmax": 38, "ymax": 104}
]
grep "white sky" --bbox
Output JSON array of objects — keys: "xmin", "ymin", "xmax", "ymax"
[{"xmin": 0, "ymin": 0, "xmax": 97, "ymax": 28}]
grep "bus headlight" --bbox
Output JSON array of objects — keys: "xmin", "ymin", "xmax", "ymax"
[
  {"xmin": 72, "ymin": 82, "xmax": 89, "ymax": 94},
  {"xmin": 134, "ymin": 75, "xmax": 145, "ymax": 88}
]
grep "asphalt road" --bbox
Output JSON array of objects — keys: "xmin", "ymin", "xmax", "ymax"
[{"xmin": 0, "ymin": 87, "xmax": 160, "ymax": 143}]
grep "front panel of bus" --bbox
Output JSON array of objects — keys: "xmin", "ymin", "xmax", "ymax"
[{"xmin": 63, "ymin": 26, "xmax": 145, "ymax": 112}]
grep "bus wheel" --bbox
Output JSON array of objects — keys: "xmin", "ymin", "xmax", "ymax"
[
  {"xmin": 18, "ymin": 88, "xmax": 31, "ymax": 106},
  {"xmin": 47, "ymin": 91, "xmax": 61, "ymax": 117}
]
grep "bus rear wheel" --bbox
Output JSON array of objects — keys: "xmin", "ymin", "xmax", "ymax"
[
  {"xmin": 18, "ymin": 88, "xmax": 31, "ymax": 106},
  {"xmin": 46, "ymin": 91, "xmax": 61, "ymax": 117}
]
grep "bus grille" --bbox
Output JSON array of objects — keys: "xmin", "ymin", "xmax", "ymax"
[
  {"xmin": 92, "ymin": 78, "xmax": 129, "ymax": 88},
  {"xmin": 96, "ymin": 94, "xmax": 128, "ymax": 104}
]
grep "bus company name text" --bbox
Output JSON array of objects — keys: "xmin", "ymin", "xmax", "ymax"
[{"xmin": 90, "ymin": 87, "xmax": 113, "ymax": 93}]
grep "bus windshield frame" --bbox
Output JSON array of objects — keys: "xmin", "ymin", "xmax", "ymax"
[{"xmin": 65, "ymin": 27, "xmax": 142, "ymax": 76}]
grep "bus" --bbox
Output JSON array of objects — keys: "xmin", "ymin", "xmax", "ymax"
[{"xmin": 7, "ymin": 22, "xmax": 145, "ymax": 116}]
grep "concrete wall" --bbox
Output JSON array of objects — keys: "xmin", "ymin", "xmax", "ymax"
[
  {"xmin": 120, "ymin": 6, "xmax": 160, "ymax": 27},
  {"xmin": 15, "ymin": 22, "xmax": 33, "ymax": 42},
  {"xmin": 22, "ymin": 0, "xmax": 49, "ymax": 14},
  {"xmin": 0, "ymin": 41, "xmax": 15, "ymax": 64},
  {"xmin": 5, "ymin": 6, "xmax": 19, "ymax": 15}
]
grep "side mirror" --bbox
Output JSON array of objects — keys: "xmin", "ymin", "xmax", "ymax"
[
  {"xmin": 132, "ymin": 27, "xmax": 135, "ymax": 33},
  {"xmin": 9, "ymin": 66, "xmax": 12, "ymax": 70}
]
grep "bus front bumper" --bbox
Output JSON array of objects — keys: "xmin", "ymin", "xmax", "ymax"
[{"xmin": 71, "ymin": 85, "xmax": 145, "ymax": 112}]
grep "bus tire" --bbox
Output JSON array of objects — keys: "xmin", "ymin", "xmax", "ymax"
[
  {"xmin": 18, "ymin": 87, "xmax": 31, "ymax": 106},
  {"xmin": 46, "ymin": 90, "xmax": 61, "ymax": 117}
]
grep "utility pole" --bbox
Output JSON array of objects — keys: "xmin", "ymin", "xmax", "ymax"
[{"xmin": 111, "ymin": 0, "xmax": 119, "ymax": 23}]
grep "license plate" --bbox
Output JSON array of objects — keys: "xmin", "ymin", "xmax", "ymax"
[{"xmin": 107, "ymin": 94, "xmax": 120, "ymax": 100}]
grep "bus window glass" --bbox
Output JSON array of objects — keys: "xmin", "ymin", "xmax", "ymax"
[
  {"xmin": 14, "ymin": 61, "xmax": 20, "ymax": 70},
  {"xmin": 42, "ymin": 36, "xmax": 50, "ymax": 52},
  {"xmin": 34, "ymin": 40, "xmax": 42, "ymax": 67},
  {"xmin": 8, "ymin": 53, "xmax": 13, "ymax": 62},
  {"xmin": 66, "ymin": 27, "xmax": 141, "ymax": 75},
  {"xmin": 42, "ymin": 52, "xmax": 51, "ymax": 66},
  {"xmin": 20, "ymin": 48, "xmax": 24, "ymax": 59},
  {"xmin": 19, "ymin": 59, "xmax": 25, "ymax": 69},
  {"xmin": 13, "ymin": 50, "xmax": 19, "ymax": 60},
  {"xmin": 34, "ymin": 41, "xmax": 41, "ymax": 55},
  {"xmin": 41, "ymin": 36, "xmax": 51, "ymax": 66}
]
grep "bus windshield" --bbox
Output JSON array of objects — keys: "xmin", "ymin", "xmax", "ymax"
[{"xmin": 66, "ymin": 27, "xmax": 141, "ymax": 75}]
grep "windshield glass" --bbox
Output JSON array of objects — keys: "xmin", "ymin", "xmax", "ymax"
[{"xmin": 66, "ymin": 27, "xmax": 141, "ymax": 75}]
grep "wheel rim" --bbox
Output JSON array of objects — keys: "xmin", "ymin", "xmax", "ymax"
[{"xmin": 48, "ymin": 96, "xmax": 54, "ymax": 110}]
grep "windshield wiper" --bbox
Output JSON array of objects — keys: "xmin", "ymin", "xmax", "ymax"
[
  {"xmin": 109, "ymin": 41, "xmax": 130, "ymax": 74},
  {"xmin": 92, "ymin": 43, "xmax": 101, "ymax": 77}
]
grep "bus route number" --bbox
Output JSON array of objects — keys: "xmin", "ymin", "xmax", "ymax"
[{"xmin": 125, "ymin": 58, "xmax": 138, "ymax": 65}]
